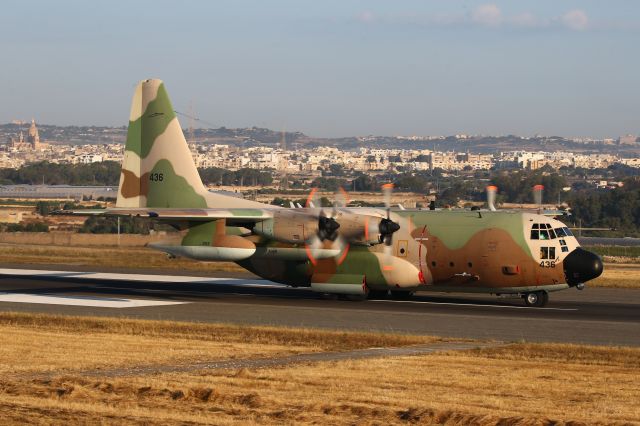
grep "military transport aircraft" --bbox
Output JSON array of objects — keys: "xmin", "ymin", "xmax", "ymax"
[{"xmin": 59, "ymin": 79, "xmax": 604, "ymax": 307}]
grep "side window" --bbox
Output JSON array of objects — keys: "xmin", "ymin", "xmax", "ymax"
[
  {"xmin": 563, "ymin": 227, "xmax": 574, "ymax": 237},
  {"xmin": 555, "ymin": 227, "xmax": 567, "ymax": 238},
  {"xmin": 540, "ymin": 247, "xmax": 556, "ymax": 259},
  {"xmin": 540, "ymin": 247, "xmax": 549, "ymax": 259}
]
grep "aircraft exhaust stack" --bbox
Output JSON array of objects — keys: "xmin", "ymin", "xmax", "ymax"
[
  {"xmin": 533, "ymin": 184, "xmax": 544, "ymax": 207},
  {"xmin": 486, "ymin": 185, "xmax": 497, "ymax": 211}
]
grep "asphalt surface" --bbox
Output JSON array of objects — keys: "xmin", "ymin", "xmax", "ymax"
[{"xmin": 0, "ymin": 268, "xmax": 639, "ymax": 347}]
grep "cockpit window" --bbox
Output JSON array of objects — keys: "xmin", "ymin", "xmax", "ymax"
[
  {"xmin": 563, "ymin": 227, "xmax": 574, "ymax": 237},
  {"xmin": 531, "ymin": 223, "xmax": 564, "ymax": 240},
  {"xmin": 555, "ymin": 227, "xmax": 567, "ymax": 238}
]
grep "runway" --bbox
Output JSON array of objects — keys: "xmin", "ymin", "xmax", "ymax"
[{"xmin": 0, "ymin": 267, "xmax": 638, "ymax": 347}]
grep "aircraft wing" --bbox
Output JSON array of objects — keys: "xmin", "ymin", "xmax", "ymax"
[{"xmin": 54, "ymin": 207, "xmax": 273, "ymax": 224}]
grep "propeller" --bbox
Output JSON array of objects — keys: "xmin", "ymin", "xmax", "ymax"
[
  {"xmin": 304, "ymin": 187, "xmax": 348, "ymax": 265},
  {"xmin": 380, "ymin": 183, "xmax": 400, "ymax": 270},
  {"xmin": 304, "ymin": 185, "xmax": 400, "ymax": 268},
  {"xmin": 305, "ymin": 188, "xmax": 339, "ymax": 241},
  {"xmin": 331, "ymin": 187, "xmax": 351, "ymax": 264}
]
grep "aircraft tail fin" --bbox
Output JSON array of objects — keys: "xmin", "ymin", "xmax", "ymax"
[
  {"xmin": 116, "ymin": 79, "xmax": 269, "ymax": 210},
  {"xmin": 116, "ymin": 79, "xmax": 208, "ymax": 208}
]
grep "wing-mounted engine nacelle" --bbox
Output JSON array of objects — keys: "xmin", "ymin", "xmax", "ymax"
[
  {"xmin": 253, "ymin": 210, "xmax": 399, "ymax": 248},
  {"xmin": 252, "ymin": 213, "xmax": 325, "ymax": 244},
  {"xmin": 332, "ymin": 211, "xmax": 398, "ymax": 246}
]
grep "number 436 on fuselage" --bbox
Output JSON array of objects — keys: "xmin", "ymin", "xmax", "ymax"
[{"xmin": 59, "ymin": 79, "xmax": 603, "ymax": 307}]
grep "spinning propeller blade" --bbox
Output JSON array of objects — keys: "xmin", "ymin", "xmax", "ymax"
[
  {"xmin": 304, "ymin": 187, "xmax": 348, "ymax": 265},
  {"xmin": 379, "ymin": 183, "xmax": 400, "ymax": 270},
  {"xmin": 305, "ymin": 188, "xmax": 319, "ymax": 208}
]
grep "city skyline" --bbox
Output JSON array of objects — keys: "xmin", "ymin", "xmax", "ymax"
[
  {"xmin": 1, "ymin": 1, "xmax": 639, "ymax": 139},
  {"xmin": 2, "ymin": 120, "xmax": 638, "ymax": 172}
]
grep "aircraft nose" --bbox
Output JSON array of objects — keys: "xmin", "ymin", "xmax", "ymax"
[{"xmin": 563, "ymin": 248, "xmax": 603, "ymax": 286}]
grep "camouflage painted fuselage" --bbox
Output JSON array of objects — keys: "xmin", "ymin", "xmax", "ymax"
[{"xmin": 233, "ymin": 209, "xmax": 576, "ymax": 294}]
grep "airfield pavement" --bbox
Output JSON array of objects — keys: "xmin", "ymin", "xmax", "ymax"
[{"xmin": 0, "ymin": 266, "xmax": 638, "ymax": 347}]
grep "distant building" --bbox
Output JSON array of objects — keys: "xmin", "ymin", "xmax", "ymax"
[
  {"xmin": 0, "ymin": 185, "xmax": 117, "ymax": 200},
  {"xmin": 8, "ymin": 119, "xmax": 46, "ymax": 151},
  {"xmin": 619, "ymin": 134, "xmax": 638, "ymax": 145},
  {"xmin": 75, "ymin": 154, "xmax": 103, "ymax": 164}
]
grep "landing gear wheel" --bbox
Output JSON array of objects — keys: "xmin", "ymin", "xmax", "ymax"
[
  {"xmin": 338, "ymin": 294, "xmax": 367, "ymax": 301},
  {"xmin": 523, "ymin": 291, "xmax": 548, "ymax": 307},
  {"xmin": 390, "ymin": 290, "xmax": 414, "ymax": 300},
  {"xmin": 367, "ymin": 290, "xmax": 389, "ymax": 300}
]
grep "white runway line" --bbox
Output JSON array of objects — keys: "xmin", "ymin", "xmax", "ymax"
[
  {"xmin": 0, "ymin": 268, "xmax": 285, "ymax": 287},
  {"xmin": 371, "ymin": 299, "xmax": 578, "ymax": 311},
  {"xmin": 0, "ymin": 293, "xmax": 188, "ymax": 308},
  {"xmin": 0, "ymin": 268, "xmax": 290, "ymax": 307}
]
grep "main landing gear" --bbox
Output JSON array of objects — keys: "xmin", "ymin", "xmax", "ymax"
[
  {"xmin": 367, "ymin": 290, "xmax": 389, "ymax": 299},
  {"xmin": 522, "ymin": 291, "xmax": 549, "ymax": 307}
]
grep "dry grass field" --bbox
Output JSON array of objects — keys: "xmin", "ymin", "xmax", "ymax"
[
  {"xmin": 0, "ymin": 313, "xmax": 638, "ymax": 425},
  {"xmin": 589, "ymin": 263, "xmax": 640, "ymax": 288}
]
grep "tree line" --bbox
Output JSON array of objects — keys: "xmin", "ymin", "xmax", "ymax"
[
  {"xmin": 0, "ymin": 162, "xmax": 273, "ymax": 187},
  {"xmin": 0, "ymin": 161, "xmax": 121, "ymax": 186},
  {"xmin": 568, "ymin": 177, "xmax": 640, "ymax": 236},
  {"xmin": 2, "ymin": 162, "xmax": 639, "ymax": 235}
]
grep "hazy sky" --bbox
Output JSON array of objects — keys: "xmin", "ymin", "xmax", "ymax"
[{"xmin": 1, "ymin": 0, "xmax": 638, "ymax": 138}]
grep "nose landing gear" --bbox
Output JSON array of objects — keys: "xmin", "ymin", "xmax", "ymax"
[{"xmin": 523, "ymin": 291, "xmax": 549, "ymax": 307}]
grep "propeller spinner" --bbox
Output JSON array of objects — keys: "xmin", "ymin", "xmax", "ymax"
[{"xmin": 317, "ymin": 214, "xmax": 340, "ymax": 241}]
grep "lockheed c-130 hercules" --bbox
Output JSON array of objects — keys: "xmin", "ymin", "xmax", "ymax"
[{"xmin": 60, "ymin": 79, "xmax": 604, "ymax": 307}]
